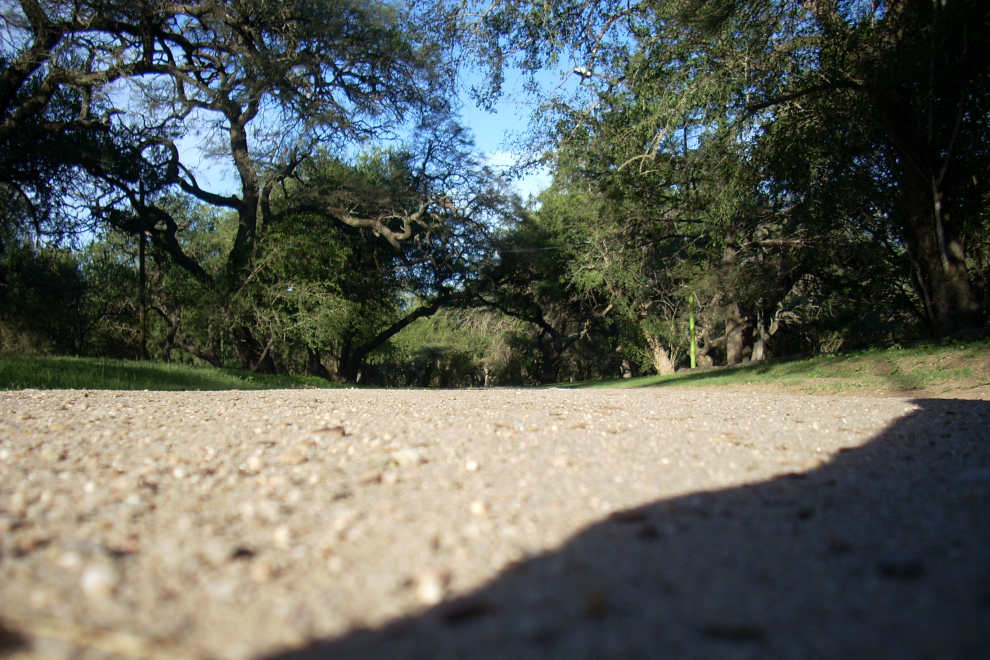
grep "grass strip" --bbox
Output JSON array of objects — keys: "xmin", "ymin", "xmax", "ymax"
[
  {"xmin": 0, "ymin": 355, "xmax": 340, "ymax": 391},
  {"xmin": 555, "ymin": 341, "xmax": 990, "ymax": 394}
]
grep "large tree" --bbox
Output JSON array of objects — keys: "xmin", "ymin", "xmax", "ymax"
[
  {"xmin": 464, "ymin": 0, "xmax": 990, "ymax": 337},
  {"xmin": 1, "ymin": 0, "xmax": 480, "ymax": 370}
]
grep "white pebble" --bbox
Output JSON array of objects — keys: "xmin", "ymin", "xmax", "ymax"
[
  {"xmin": 465, "ymin": 460, "xmax": 479, "ymax": 472},
  {"xmin": 415, "ymin": 568, "xmax": 444, "ymax": 606},
  {"xmin": 393, "ymin": 448, "xmax": 423, "ymax": 468},
  {"xmin": 80, "ymin": 564, "xmax": 118, "ymax": 600},
  {"xmin": 470, "ymin": 500, "xmax": 487, "ymax": 516},
  {"xmin": 58, "ymin": 551, "xmax": 81, "ymax": 568},
  {"xmin": 273, "ymin": 525, "xmax": 291, "ymax": 547}
]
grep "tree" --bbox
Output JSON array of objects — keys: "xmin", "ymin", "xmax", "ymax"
[{"xmin": 464, "ymin": 0, "xmax": 990, "ymax": 337}]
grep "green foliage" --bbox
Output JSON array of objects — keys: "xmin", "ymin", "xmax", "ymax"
[
  {"xmin": 387, "ymin": 308, "xmax": 528, "ymax": 386},
  {"xmin": 471, "ymin": 0, "xmax": 990, "ymax": 350},
  {"xmin": 0, "ymin": 234, "xmax": 143, "ymax": 357},
  {"xmin": 2, "ymin": 0, "xmax": 987, "ymax": 389},
  {"xmin": 0, "ymin": 245, "xmax": 91, "ymax": 354}
]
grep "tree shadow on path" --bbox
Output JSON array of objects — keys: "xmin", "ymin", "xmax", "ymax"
[{"xmin": 270, "ymin": 398, "xmax": 990, "ymax": 660}]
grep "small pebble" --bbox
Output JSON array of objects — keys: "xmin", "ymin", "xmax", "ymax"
[
  {"xmin": 277, "ymin": 452, "xmax": 306, "ymax": 465},
  {"xmin": 111, "ymin": 475, "xmax": 136, "ymax": 491},
  {"xmin": 250, "ymin": 561, "xmax": 273, "ymax": 583},
  {"xmin": 80, "ymin": 564, "xmax": 119, "ymax": 600},
  {"xmin": 58, "ymin": 551, "xmax": 81, "ymax": 568},
  {"xmin": 469, "ymin": 500, "xmax": 487, "ymax": 517},
  {"xmin": 40, "ymin": 449, "xmax": 61, "ymax": 462},
  {"xmin": 415, "ymin": 568, "xmax": 445, "ymax": 606},
  {"xmin": 465, "ymin": 460, "xmax": 479, "ymax": 472},
  {"xmin": 273, "ymin": 525, "xmax": 291, "ymax": 547},
  {"xmin": 359, "ymin": 469, "xmax": 382, "ymax": 484},
  {"xmin": 393, "ymin": 448, "xmax": 423, "ymax": 468},
  {"xmin": 312, "ymin": 426, "xmax": 346, "ymax": 438}
]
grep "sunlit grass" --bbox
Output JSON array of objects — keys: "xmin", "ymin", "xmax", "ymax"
[
  {"xmin": 0, "ymin": 355, "xmax": 342, "ymax": 391},
  {"xmin": 556, "ymin": 341, "xmax": 990, "ymax": 394}
]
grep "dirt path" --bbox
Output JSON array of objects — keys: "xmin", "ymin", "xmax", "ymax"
[{"xmin": 1, "ymin": 387, "xmax": 988, "ymax": 659}]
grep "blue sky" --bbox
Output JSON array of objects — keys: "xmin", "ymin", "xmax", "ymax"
[
  {"xmin": 458, "ymin": 70, "xmax": 554, "ymax": 200},
  {"xmin": 176, "ymin": 68, "xmax": 557, "ymax": 202}
]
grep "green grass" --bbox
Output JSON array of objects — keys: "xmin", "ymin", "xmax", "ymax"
[
  {"xmin": 5, "ymin": 340, "xmax": 990, "ymax": 393},
  {"xmin": 555, "ymin": 340, "xmax": 990, "ymax": 394},
  {"xmin": 0, "ymin": 354, "xmax": 342, "ymax": 391}
]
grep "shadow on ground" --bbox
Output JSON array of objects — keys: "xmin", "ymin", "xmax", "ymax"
[{"xmin": 271, "ymin": 399, "xmax": 990, "ymax": 660}]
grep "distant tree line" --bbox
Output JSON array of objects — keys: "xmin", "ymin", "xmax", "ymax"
[{"xmin": 2, "ymin": 0, "xmax": 988, "ymax": 385}]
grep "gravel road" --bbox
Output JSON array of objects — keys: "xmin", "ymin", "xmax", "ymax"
[{"xmin": 1, "ymin": 387, "xmax": 988, "ymax": 660}]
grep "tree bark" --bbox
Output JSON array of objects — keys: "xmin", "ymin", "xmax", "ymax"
[
  {"xmin": 722, "ymin": 237, "xmax": 753, "ymax": 365},
  {"xmin": 645, "ymin": 334, "xmax": 676, "ymax": 375},
  {"xmin": 232, "ymin": 326, "xmax": 276, "ymax": 374},
  {"xmin": 898, "ymin": 173, "xmax": 982, "ymax": 336},
  {"xmin": 157, "ymin": 308, "xmax": 180, "ymax": 363},
  {"xmin": 176, "ymin": 341, "xmax": 224, "ymax": 368},
  {"xmin": 724, "ymin": 302, "xmax": 749, "ymax": 365},
  {"xmin": 308, "ymin": 348, "xmax": 330, "ymax": 379}
]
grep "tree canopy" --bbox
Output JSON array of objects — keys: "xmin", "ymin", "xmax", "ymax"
[{"xmin": 2, "ymin": 0, "xmax": 988, "ymax": 383}]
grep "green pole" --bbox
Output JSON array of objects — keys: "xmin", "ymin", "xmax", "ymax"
[{"xmin": 689, "ymin": 293, "xmax": 697, "ymax": 369}]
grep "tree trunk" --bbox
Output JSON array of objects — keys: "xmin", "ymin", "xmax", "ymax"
[
  {"xmin": 899, "ymin": 176, "xmax": 982, "ymax": 336},
  {"xmin": 138, "ymin": 226, "xmax": 147, "ymax": 360},
  {"xmin": 159, "ymin": 309, "xmax": 181, "ymax": 362},
  {"xmin": 645, "ymin": 335, "xmax": 676, "ymax": 375},
  {"xmin": 722, "ymin": 236, "xmax": 753, "ymax": 365},
  {"xmin": 751, "ymin": 308, "xmax": 769, "ymax": 362},
  {"xmin": 176, "ymin": 340, "xmax": 224, "ymax": 368},
  {"xmin": 342, "ymin": 294, "xmax": 469, "ymax": 383},
  {"xmin": 232, "ymin": 326, "xmax": 276, "ymax": 374},
  {"xmin": 536, "ymin": 330, "xmax": 571, "ymax": 384},
  {"xmin": 307, "ymin": 348, "xmax": 329, "ymax": 379},
  {"xmin": 724, "ymin": 303, "xmax": 753, "ymax": 365}
]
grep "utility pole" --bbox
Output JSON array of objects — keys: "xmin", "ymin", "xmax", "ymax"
[
  {"xmin": 689, "ymin": 293, "xmax": 697, "ymax": 369},
  {"xmin": 138, "ymin": 193, "xmax": 147, "ymax": 361}
]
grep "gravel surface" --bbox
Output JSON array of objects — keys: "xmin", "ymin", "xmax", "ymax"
[{"xmin": 0, "ymin": 387, "xmax": 988, "ymax": 660}]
